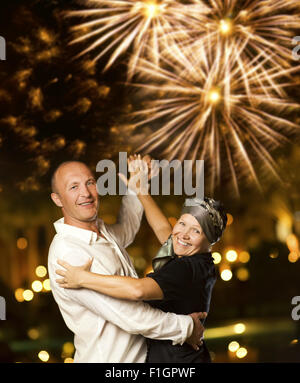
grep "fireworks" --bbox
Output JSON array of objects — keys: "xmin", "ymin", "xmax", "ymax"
[
  {"xmin": 132, "ymin": 49, "xmax": 299, "ymax": 196},
  {"xmin": 179, "ymin": 0, "xmax": 300, "ymax": 91},
  {"xmin": 66, "ymin": 0, "xmax": 300, "ymax": 194},
  {"xmin": 67, "ymin": 0, "xmax": 209, "ymax": 77}
]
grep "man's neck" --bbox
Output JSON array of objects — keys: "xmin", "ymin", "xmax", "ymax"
[{"xmin": 64, "ymin": 216, "xmax": 100, "ymax": 236}]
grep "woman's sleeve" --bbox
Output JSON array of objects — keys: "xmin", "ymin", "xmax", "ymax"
[{"xmin": 147, "ymin": 259, "xmax": 193, "ymax": 301}]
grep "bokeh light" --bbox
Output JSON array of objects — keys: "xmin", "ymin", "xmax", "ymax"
[
  {"xmin": 212, "ymin": 252, "xmax": 222, "ymax": 264},
  {"xmin": 27, "ymin": 328, "xmax": 40, "ymax": 340},
  {"xmin": 226, "ymin": 250, "xmax": 238, "ymax": 262},
  {"xmin": 43, "ymin": 279, "xmax": 51, "ymax": 291},
  {"xmin": 35, "ymin": 265, "xmax": 47, "ymax": 278},
  {"xmin": 236, "ymin": 267, "xmax": 250, "ymax": 281},
  {"xmin": 38, "ymin": 350, "xmax": 49, "ymax": 362},
  {"xmin": 288, "ymin": 252, "xmax": 299, "ymax": 263},
  {"xmin": 226, "ymin": 214, "xmax": 234, "ymax": 226},
  {"xmin": 234, "ymin": 323, "xmax": 246, "ymax": 334},
  {"xmin": 23, "ymin": 289, "xmax": 34, "ymax": 302},
  {"xmin": 228, "ymin": 341, "xmax": 240, "ymax": 352},
  {"xmin": 14, "ymin": 288, "xmax": 25, "ymax": 302},
  {"xmin": 220, "ymin": 269, "xmax": 233, "ymax": 281},
  {"xmin": 236, "ymin": 347, "xmax": 248, "ymax": 359},
  {"xmin": 16, "ymin": 237, "xmax": 28, "ymax": 250},
  {"xmin": 239, "ymin": 251, "xmax": 250, "ymax": 263}
]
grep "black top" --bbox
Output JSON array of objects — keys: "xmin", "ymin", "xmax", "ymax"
[{"xmin": 145, "ymin": 252, "xmax": 217, "ymax": 363}]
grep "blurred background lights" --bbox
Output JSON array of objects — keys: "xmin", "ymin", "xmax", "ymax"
[
  {"xmin": 236, "ymin": 267, "xmax": 250, "ymax": 281},
  {"xmin": 288, "ymin": 251, "xmax": 299, "ymax": 263},
  {"xmin": 23, "ymin": 289, "xmax": 34, "ymax": 302},
  {"xmin": 43, "ymin": 279, "xmax": 51, "ymax": 291},
  {"xmin": 38, "ymin": 350, "xmax": 49, "ymax": 362},
  {"xmin": 269, "ymin": 249, "xmax": 279, "ymax": 259},
  {"xmin": 228, "ymin": 341, "xmax": 240, "ymax": 352},
  {"xmin": 32, "ymin": 280, "xmax": 43, "ymax": 292},
  {"xmin": 276, "ymin": 214, "xmax": 292, "ymax": 242},
  {"xmin": 27, "ymin": 328, "xmax": 40, "ymax": 340},
  {"xmin": 62, "ymin": 342, "xmax": 74, "ymax": 356},
  {"xmin": 226, "ymin": 250, "xmax": 238, "ymax": 262},
  {"xmin": 236, "ymin": 347, "xmax": 248, "ymax": 359},
  {"xmin": 16, "ymin": 237, "xmax": 28, "ymax": 250},
  {"xmin": 286, "ymin": 233, "xmax": 298, "ymax": 251},
  {"xmin": 64, "ymin": 358, "xmax": 74, "ymax": 363},
  {"xmin": 239, "ymin": 251, "xmax": 250, "ymax": 263},
  {"xmin": 14, "ymin": 288, "xmax": 25, "ymax": 302},
  {"xmin": 234, "ymin": 323, "xmax": 246, "ymax": 334},
  {"xmin": 35, "ymin": 265, "xmax": 47, "ymax": 278},
  {"xmin": 226, "ymin": 213, "xmax": 233, "ymax": 226},
  {"xmin": 221, "ymin": 269, "xmax": 232, "ymax": 281},
  {"xmin": 212, "ymin": 252, "xmax": 222, "ymax": 264}
]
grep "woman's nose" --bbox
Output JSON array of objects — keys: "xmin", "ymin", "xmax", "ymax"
[{"xmin": 182, "ymin": 229, "xmax": 190, "ymax": 238}]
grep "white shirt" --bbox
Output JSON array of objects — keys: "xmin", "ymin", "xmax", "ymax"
[{"xmin": 48, "ymin": 194, "xmax": 193, "ymax": 363}]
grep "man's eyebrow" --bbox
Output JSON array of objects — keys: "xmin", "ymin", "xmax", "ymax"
[{"xmin": 66, "ymin": 180, "xmax": 79, "ymax": 188}]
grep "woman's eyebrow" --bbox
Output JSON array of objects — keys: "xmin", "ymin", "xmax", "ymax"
[{"xmin": 192, "ymin": 225, "xmax": 201, "ymax": 230}]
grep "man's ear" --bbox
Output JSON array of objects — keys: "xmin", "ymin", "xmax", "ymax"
[{"xmin": 51, "ymin": 192, "xmax": 63, "ymax": 208}]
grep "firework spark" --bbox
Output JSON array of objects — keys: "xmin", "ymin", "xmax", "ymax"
[
  {"xmin": 66, "ymin": 0, "xmax": 209, "ymax": 77},
  {"xmin": 132, "ymin": 50, "xmax": 300, "ymax": 196},
  {"xmin": 179, "ymin": 0, "xmax": 300, "ymax": 89}
]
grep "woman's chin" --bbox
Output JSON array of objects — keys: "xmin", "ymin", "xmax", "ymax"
[{"xmin": 173, "ymin": 245, "xmax": 188, "ymax": 256}]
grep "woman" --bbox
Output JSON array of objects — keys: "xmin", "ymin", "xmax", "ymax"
[{"xmin": 55, "ymin": 159, "xmax": 227, "ymax": 363}]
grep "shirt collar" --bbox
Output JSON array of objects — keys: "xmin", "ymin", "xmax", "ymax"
[{"xmin": 53, "ymin": 217, "xmax": 100, "ymax": 245}]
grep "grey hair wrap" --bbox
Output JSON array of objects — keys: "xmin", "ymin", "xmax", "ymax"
[{"xmin": 181, "ymin": 197, "xmax": 227, "ymax": 244}]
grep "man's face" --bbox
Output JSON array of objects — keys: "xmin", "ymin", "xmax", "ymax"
[
  {"xmin": 51, "ymin": 162, "xmax": 99, "ymax": 225},
  {"xmin": 172, "ymin": 214, "xmax": 211, "ymax": 256}
]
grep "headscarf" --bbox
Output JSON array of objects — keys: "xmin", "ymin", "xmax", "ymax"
[
  {"xmin": 151, "ymin": 197, "xmax": 227, "ymax": 272},
  {"xmin": 181, "ymin": 197, "xmax": 227, "ymax": 245}
]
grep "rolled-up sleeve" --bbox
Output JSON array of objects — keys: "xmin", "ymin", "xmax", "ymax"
[
  {"xmin": 51, "ymin": 250, "xmax": 193, "ymax": 346},
  {"xmin": 105, "ymin": 193, "xmax": 144, "ymax": 248}
]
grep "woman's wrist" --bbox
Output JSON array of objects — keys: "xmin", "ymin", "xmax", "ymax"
[{"xmin": 78, "ymin": 270, "xmax": 89, "ymax": 288}]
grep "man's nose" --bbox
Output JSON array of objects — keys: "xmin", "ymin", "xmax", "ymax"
[{"xmin": 79, "ymin": 185, "xmax": 92, "ymax": 197}]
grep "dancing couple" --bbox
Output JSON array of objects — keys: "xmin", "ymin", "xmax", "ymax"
[{"xmin": 48, "ymin": 155, "xmax": 227, "ymax": 363}]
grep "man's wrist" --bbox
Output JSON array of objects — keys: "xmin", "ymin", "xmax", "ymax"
[{"xmin": 171, "ymin": 314, "xmax": 194, "ymax": 346}]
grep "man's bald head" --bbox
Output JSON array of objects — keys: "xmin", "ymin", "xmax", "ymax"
[
  {"xmin": 50, "ymin": 160, "xmax": 99, "ymax": 227},
  {"xmin": 51, "ymin": 161, "xmax": 93, "ymax": 194}
]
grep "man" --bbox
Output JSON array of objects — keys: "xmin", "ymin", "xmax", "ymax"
[{"xmin": 48, "ymin": 160, "xmax": 205, "ymax": 363}]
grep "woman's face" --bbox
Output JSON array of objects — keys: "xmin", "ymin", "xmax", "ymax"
[{"xmin": 172, "ymin": 214, "xmax": 211, "ymax": 256}]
